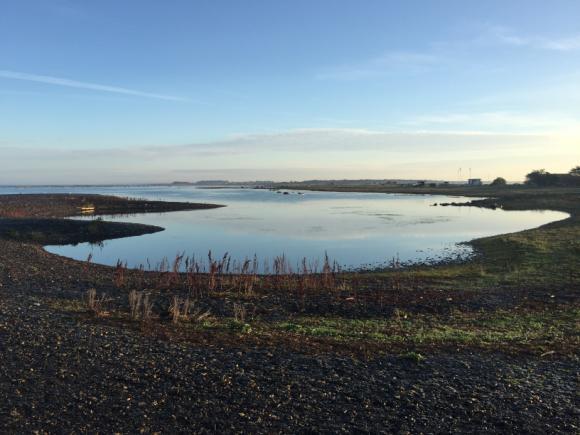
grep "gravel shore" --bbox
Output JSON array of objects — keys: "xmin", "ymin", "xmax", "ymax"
[
  {"xmin": 1, "ymin": 289, "xmax": 577, "ymax": 433},
  {"xmin": 1, "ymin": 239, "xmax": 577, "ymax": 433}
]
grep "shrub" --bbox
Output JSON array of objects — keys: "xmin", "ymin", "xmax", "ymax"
[
  {"xmin": 85, "ymin": 288, "xmax": 108, "ymax": 316},
  {"xmin": 128, "ymin": 290, "xmax": 143, "ymax": 320}
]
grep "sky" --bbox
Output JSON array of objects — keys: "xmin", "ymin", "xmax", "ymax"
[{"xmin": 1, "ymin": 0, "xmax": 579, "ymax": 184}]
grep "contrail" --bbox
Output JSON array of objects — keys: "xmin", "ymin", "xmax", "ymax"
[{"xmin": 0, "ymin": 69, "xmax": 188, "ymax": 102}]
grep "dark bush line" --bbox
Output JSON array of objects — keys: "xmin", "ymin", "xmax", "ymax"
[
  {"xmin": 525, "ymin": 169, "xmax": 580, "ymax": 188},
  {"xmin": 0, "ymin": 218, "xmax": 163, "ymax": 245}
]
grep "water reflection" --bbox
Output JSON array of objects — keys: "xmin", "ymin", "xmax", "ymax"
[{"xmin": 1, "ymin": 185, "xmax": 565, "ymax": 270}]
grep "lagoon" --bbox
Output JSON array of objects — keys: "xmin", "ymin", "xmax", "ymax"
[{"xmin": 0, "ymin": 185, "xmax": 567, "ymax": 270}]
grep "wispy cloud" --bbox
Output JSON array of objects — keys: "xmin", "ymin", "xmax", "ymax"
[
  {"xmin": 159, "ymin": 128, "xmax": 551, "ymax": 158},
  {"xmin": 0, "ymin": 70, "xmax": 188, "ymax": 101},
  {"xmin": 405, "ymin": 110, "xmax": 580, "ymax": 133},
  {"xmin": 2, "ymin": 128, "xmax": 576, "ymax": 184},
  {"xmin": 49, "ymin": 0, "xmax": 88, "ymax": 20},
  {"xmin": 486, "ymin": 26, "xmax": 580, "ymax": 51},
  {"xmin": 317, "ymin": 26, "xmax": 580, "ymax": 83},
  {"xmin": 0, "ymin": 128, "xmax": 549, "ymax": 158},
  {"xmin": 316, "ymin": 51, "xmax": 440, "ymax": 81}
]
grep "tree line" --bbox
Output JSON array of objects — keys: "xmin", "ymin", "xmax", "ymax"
[{"xmin": 525, "ymin": 166, "xmax": 580, "ymax": 187}]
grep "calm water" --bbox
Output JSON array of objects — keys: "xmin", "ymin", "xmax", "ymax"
[{"xmin": 0, "ymin": 185, "xmax": 568, "ymax": 270}]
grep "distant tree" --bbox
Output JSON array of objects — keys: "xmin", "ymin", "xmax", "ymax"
[
  {"xmin": 569, "ymin": 166, "xmax": 580, "ymax": 176},
  {"xmin": 524, "ymin": 169, "xmax": 575, "ymax": 187},
  {"xmin": 525, "ymin": 169, "xmax": 552, "ymax": 186},
  {"xmin": 490, "ymin": 177, "xmax": 507, "ymax": 186}
]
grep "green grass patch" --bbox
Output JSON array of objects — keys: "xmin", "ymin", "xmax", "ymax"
[{"xmin": 271, "ymin": 308, "xmax": 579, "ymax": 350}]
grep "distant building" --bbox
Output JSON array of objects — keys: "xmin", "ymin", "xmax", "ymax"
[{"xmin": 468, "ymin": 178, "xmax": 482, "ymax": 186}]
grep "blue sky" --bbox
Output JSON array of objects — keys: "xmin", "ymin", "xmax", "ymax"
[{"xmin": 1, "ymin": 0, "xmax": 579, "ymax": 183}]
